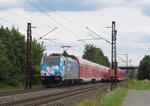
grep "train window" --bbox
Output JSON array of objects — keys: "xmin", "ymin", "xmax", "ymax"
[
  {"xmin": 43, "ymin": 57, "xmax": 60, "ymax": 66},
  {"xmin": 64, "ymin": 60, "xmax": 65, "ymax": 65},
  {"xmin": 67, "ymin": 63, "xmax": 72, "ymax": 71},
  {"xmin": 92, "ymin": 69, "xmax": 96, "ymax": 73}
]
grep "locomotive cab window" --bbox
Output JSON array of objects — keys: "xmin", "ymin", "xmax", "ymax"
[{"xmin": 43, "ymin": 56, "xmax": 60, "ymax": 66}]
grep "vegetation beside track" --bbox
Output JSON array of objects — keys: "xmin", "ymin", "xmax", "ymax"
[
  {"xmin": 75, "ymin": 79, "xmax": 150, "ymax": 106},
  {"xmin": 0, "ymin": 84, "xmax": 43, "ymax": 92},
  {"xmin": 120, "ymin": 79, "xmax": 150, "ymax": 90},
  {"xmin": 75, "ymin": 87, "xmax": 127, "ymax": 106},
  {"xmin": 0, "ymin": 85, "xmax": 23, "ymax": 92}
]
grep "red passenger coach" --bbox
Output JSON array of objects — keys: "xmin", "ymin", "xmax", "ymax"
[
  {"xmin": 117, "ymin": 68, "xmax": 126, "ymax": 80},
  {"xmin": 101, "ymin": 66, "xmax": 109, "ymax": 81},
  {"xmin": 77, "ymin": 57, "xmax": 102, "ymax": 82},
  {"xmin": 69, "ymin": 55, "xmax": 109, "ymax": 83}
]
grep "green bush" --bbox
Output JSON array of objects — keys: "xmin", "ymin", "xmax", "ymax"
[{"xmin": 120, "ymin": 80, "xmax": 136, "ymax": 89}]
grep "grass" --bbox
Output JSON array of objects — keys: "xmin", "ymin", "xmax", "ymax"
[
  {"xmin": 75, "ymin": 87, "xmax": 128, "ymax": 106},
  {"xmin": 0, "ymin": 85, "xmax": 24, "ymax": 92},
  {"xmin": 99, "ymin": 87, "xmax": 128, "ymax": 106},
  {"xmin": 0, "ymin": 84, "xmax": 43, "ymax": 92},
  {"xmin": 75, "ymin": 79, "xmax": 150, "ymax": 106},
  {"xmin": 120, "ymin": 79, "xmax": 150, "ymax": 90},
  {"xmin": 134, "ymin": 80, "xmax": 150, "ymax": 90}
]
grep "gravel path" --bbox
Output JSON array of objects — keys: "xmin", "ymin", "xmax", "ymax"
[{"xmin": 122, "ymin": 90, "xmax": 150, "ymax": 106}]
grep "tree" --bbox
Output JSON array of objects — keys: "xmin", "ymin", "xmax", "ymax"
[
  {"xmin": 31, "ymin": 41, "xmax": 46, "ymax": 84},
  {"xmin": 138, "ymin": 55, "xmax": 150, "ymax": 80},
  {"xmin": 82, "ymin": 44, "xmax": 110, "ymax": 66},
  {"xmin": 0, "ymin": 26, "xmax": 45, "ymax": 86},
  {"xmin": 0, "ymin": 40, "xmax": 11, "ymax": 85},
  {"xmin": 0, "ymin": 26, "xmax": 25, "ymax": 86}
]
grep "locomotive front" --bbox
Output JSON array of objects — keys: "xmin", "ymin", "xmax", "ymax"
[{"xmin": 40, "ymin": 56, "xmax": 65, "ymax": 86}]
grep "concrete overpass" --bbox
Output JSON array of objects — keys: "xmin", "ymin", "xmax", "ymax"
[{"xmin": 118, "ymin": 66, "xmax": 139, "ymax": 78}]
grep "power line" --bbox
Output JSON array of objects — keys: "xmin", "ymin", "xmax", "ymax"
[
  {"xmin": 117, "ymin": 56, "xmax": 126, "ymax": 63},
  {"xmin": 26, "ymin": 0, "xmax": 82, "ymax": 53},
  {"xmin": 86, "ymin": 27, "xmax": 112, "ymax": 44},
  {"xmin": 0, "ymin": 7, "xmax": 52, "ymax": 28},
  {"xmin": 0, "ymin": 17, "xmax": 26, "ymax": 31},
  {"xmin": 26, "ymin": 0, "xmax": 79, "ymax": 39},
  {"xmin": 38, "ymin": 0, "xmax": 84, "ymax": 30},
  {"xmin": 0, "ymin": 17, "xmax": 55, "ymax": 41}
]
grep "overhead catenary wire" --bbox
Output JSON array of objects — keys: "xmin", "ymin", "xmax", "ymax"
[
  {"xmin": 0, "ymin": 17, "xmax": 56, "ymax": 41},
  {"xmin": 38, "ymin": 0, "xmax": 87, "ymax": 51},
  {"xmin": 26, "ymin": 0, "xmax": 79, "ymax": 39},
  {"xmin": 0, "ymin": 7, "xmax": 52, "ymax": 28},
  {"xmin": 0, "ymin": 17, "xmax": 26, "ymax": 31},
  {"xmin": 86, "ymin": 27, "xmax": 112, "ymax": 44},
  {"xmin": 117, "ymin": 56, "xmax": 126, "ymax": 63},
  {"xmin": 26, "ymin": 0, "xmax": 84, "ymax": 54},
  {"xmin": 38, "ymin": 0, "xmax": 85, "ymax": 31},
  {"xmin": 0, "ymin": 7, "xmax": 59, "ymax": 40}
]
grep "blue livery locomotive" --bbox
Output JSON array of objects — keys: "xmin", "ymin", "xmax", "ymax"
[{"xmin": 40, "ymin": 55, "xmax": 78, "ymax": 86}]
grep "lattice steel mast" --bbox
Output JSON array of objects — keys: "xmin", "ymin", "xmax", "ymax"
[{"xmin": 26, "ymin": 23, "xmax": 32, "ymax": 89}]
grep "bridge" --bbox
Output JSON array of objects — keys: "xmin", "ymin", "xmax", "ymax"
[{"xmin": 118, "ymin": 66, "xmax": 139, "ymax": 79}]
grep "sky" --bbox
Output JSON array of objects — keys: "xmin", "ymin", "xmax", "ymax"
[{"xmin": 0, "ymin": 0, "xmax": 150, "ymax": 66}]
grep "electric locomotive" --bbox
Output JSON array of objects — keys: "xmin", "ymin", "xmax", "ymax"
[{"xmin": 40, "ymin": 55, "xmax": 79, "ymax": 86}]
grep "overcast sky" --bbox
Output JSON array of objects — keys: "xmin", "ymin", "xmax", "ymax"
[{"xmin": 0, "ymin": 0, "xmax": 150, "ymax": 66}]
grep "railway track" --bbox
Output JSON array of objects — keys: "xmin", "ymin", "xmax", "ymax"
[
  {"xmin": 0, "ymin": 81, "xmax": 109, "ymax": 97},
  {"xmin": 0, "ymin": 83, "xmax": 110, "ymax": 106}
]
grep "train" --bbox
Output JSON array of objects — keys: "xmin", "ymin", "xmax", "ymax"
[{"xmin": 40, "ymin": 55, "xmax": 125, "ymax": 87}]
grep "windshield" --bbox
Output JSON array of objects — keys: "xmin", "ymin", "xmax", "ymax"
[{"xmin": 42, "ymin": 56, "xmax": 60, "ymax": 66}]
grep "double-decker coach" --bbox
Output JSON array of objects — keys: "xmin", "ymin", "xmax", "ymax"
[{"xmin": 69, "ymin": 55, "xmax": 109, "ymax": 83}]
